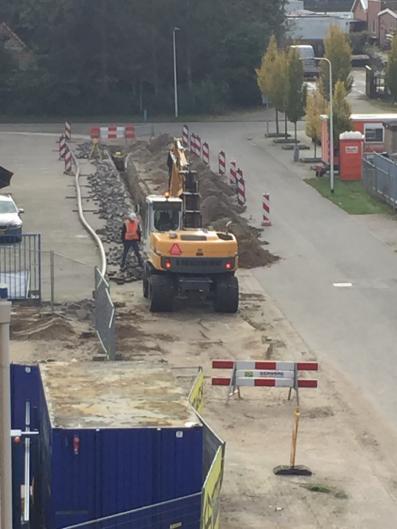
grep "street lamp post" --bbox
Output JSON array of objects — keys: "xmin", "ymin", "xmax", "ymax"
[{"xmin": 172, "ymin": 27, "xmax": 180, "ymax": 119}]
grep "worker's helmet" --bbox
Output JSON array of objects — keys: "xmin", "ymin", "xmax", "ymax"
[{"xmin": 128, "ymin": 211, "xmax": 137, "ymax": 221}]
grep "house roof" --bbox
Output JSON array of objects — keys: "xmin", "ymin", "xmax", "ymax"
[
  {"xmin": 378, "ymin": 8, "xmax": 397, "ymax": 18},
  {"xmin": 351, "ymin": 0, "xmax": 368, "ymax": 11}
]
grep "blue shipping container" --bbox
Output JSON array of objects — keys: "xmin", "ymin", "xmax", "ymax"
[{"xmin": 37, "ymin": 362, "xmax": 203, "ymax": 529}]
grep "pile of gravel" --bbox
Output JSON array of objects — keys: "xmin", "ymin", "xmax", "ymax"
[{"xmin": 85, "ymin": 157, "xmax": 143, "ymax": 282}]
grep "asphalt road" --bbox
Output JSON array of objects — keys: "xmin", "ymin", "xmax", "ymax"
[{"xmin": 154, "ymin": 116, "xmax": 397, "ymax": 430}]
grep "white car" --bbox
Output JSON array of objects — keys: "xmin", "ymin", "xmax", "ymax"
[{"xmin": 0, "ymin": 194, "xmax": 23, "ymax": 243}]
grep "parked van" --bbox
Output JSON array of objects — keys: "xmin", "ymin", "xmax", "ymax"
[{"xmin": 289, "ymin": 45, "xmax": 317, "ymax": 78}]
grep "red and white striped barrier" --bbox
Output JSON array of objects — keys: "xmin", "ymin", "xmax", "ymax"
[
  {"xmin": 213, "ymin": 377, "xmax": 317, "ymax": 388},
  {"xmin": 125, "ymin": 125, "xmax": 135, "ymax": 140},
  {"xmin": 64, "ymin": 146, "xmax": 73, "ymax": 174},
  {"xmin": 182, "ymin": 125, "xmax": 189, "ymax": 147},
  {"xmin": 237, "ymin": 168, "xmax": 246, "ymax": 206},
  {"xmin": 262, "ymin": 193, "xmax": 271, "ymax": 226},
  {"xmin": 202, "ymin": 142, "xmax": 209, "ymax": 165},
  {"xmin": 100, "ymin": 126, "xmax": 125, "ymax": 140},
  {"xmin": 212, "ymin": 359, "xmax": 318, "ymax": 391},
  {"xmin": 90, "ymin": 125, "xmax": 135, "ymax": 141},
  {"xmin": 212, "ymin": 360, "xmax": 319, "ymax": 371},
  {"xmin": 59, "ymin": 135, "xmax": 67, "ymax": 160},
  {"xmin": 64, "ymin": 121, "xmax": 71, "ymax": 141},
  {"xmin": 229, "ymin": 161, "xmax": 237, "ymax": 188},
  {"xmin": 218, "ymin": 151, "xmax": 226, "ymax": 176}
]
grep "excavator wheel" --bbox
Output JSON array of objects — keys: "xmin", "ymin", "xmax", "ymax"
[
  {"xmin": 149, "ymin": 274, "xmax": 175, "ymax": 312},
  {"xmin": 214, "ymin": 275, "xmax": 239, "ymax": 313}
]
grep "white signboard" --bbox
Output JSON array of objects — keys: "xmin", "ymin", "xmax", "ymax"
[{"xmin": 238, "ymin": 369, "xmax": 294, "ymax": 379}]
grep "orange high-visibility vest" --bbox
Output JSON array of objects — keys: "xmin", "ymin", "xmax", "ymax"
[{"xmin": 124, "ymin": 220, "xmax": 139, "ymax": 241}]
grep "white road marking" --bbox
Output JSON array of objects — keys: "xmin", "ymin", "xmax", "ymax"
[{"xmin": 333, "ymin": 282, "xmax": 353, "ymax": 288}]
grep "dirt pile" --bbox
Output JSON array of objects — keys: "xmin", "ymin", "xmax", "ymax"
[
  {"xmin": 12, "ymin": 314, "xmax": 76, "ymax": 341},
  {"xmin": 10, "ymin": 301, "xmax": 96, "ymax": 342},
  {"xmin": 125, "ymin": 134, "xmax": 279, "ymax": 268}
]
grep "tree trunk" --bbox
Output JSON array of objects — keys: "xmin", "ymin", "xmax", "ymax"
[
  {"xmin": 284, "ymin": 114, "xmax": 288, "ymax": 139},
  {"xmin": 294, "ymin": 122, "xmax": 297, "ymax": 143},
  {"xmin": 275, "ymin": 109, "xmax": 279, "ymax": 135},
  {"xmin": 314, "ymin": 141, "xmax": 317, "ymax": 158}
]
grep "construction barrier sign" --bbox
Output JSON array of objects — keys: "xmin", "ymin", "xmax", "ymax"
[
  {"xmin": 189, "ymin": 368, "xmax": 204, "ymax": 413},
  {"xmin": 201, "ymin": 445, "xmax": 224, "ymax": 529}
]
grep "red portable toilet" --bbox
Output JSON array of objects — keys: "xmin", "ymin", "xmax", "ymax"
[{"xmin": 339, "ymin": 131, "xmax": 364, "ymax": 181}]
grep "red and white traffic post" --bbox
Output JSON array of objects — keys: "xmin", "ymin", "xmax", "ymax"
[
  {"xmin": 236, "ymin": 168, "xmax": 246, "ymax": 206},
  {"xmin": 64, "ymin": 121, "xmax": 71, "ymax": 141},
  {"xmin": 202, "ymin": 142, "xmax": 209, "ymax": 165},
  {"xmin": 182, "ymin": 124, "xmax": 189, "ymax": 148},
  {"xmin": 229, "ymin": 160, "xmax": 237, "ymax": 188},
  {"xmin": 190, "ymin": 133, "xmax": 196, "ymax": 155},
  {"xmin": 64, "ymin": 146, "xmax": 73, "ymax": 174},
  {"xmin": 59, "ymin": 135, "xmax": 67, "ymax": 160},
  {"xmin": 196, "ymin": 135, "xmax": 202, "ymax": 157},
  {"xmin": 262, "ymin": 193, "xmax": 271, "ymax": 226},
  {"xmin": 218, "ymin": 151, "xmax": 226, "ymax": 176}
]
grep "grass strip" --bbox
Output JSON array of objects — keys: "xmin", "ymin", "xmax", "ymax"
[{"xmin": 305, "ymin": 177, "xmax": 395, "ymax": 215}]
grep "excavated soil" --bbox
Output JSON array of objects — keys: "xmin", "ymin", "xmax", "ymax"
[{"xmin": 124, "ymin": 134, "xmax": 279, "ymax": 268}]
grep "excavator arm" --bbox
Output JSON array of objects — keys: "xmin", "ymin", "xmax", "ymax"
[{"xmin": 168, "ymin": 139, "xmax": 189, "ymax": 197}]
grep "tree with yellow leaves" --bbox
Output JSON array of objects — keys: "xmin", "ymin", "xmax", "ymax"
[
  {"xmin": 333, "ymin": 80, "xmax": 352, "ymax": 151},
  {"xmin": 256, "ymin": 35, "xmax": 282, "ymax": 134},
  {"xmin": 320, "ymin": 25, "xmax": 353, "ymax": 100},
  {"xmin": 305, "ymin": 89, "xmax": 327, "ymax": 157}
]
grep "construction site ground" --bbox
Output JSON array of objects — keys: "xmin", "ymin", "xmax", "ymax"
[{"xmin": 4, "ymin": 123, "xmax": 397, "ymax": 528}]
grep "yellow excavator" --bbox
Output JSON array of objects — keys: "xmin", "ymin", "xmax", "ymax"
[{"xmin": 142, "ymin": 138, "xmax": 239, "ymax": 312}]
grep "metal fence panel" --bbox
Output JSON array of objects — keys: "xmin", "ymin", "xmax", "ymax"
[
  {"xmin": 362, "ymin": 153, "xmax": 397, "ymax": 208},
  {"xmin": 60, "ymin": 492, "xmax": 202, "ymax": 529},
  {"xmin": 0, "ymin": 233, "xmax": 41, "ymax": 301},
  {"xmin": 95, "ymin": 267, "xmax": 116, "ymax": 359}
]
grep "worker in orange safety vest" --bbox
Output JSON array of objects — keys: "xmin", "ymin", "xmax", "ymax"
[{"xmin": 120, "ymin": 212, "xmax": 143, "ymax": 270}]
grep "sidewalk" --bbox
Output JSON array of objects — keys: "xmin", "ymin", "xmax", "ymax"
[{"xmin": 0, "ymin": 131, "xmax": 100, "ymax": 301}]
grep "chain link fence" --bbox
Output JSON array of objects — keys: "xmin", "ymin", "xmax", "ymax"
[
  {"xmin": 42, "ymin": 251, "xmax": 95, "ymax": 305},
  {"xmin": 95, "ymin": 266, "xmax": 116, "ymax": 360},
  {"xmin": 362, "ymin": 153, "xmax": 397, "ymax": 208}
]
